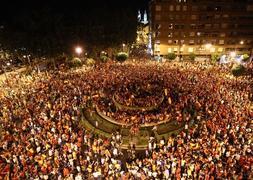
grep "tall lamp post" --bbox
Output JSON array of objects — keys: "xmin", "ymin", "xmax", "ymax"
[
  {"xmin": 3, "ymin": 62, "xmax": 11, "ymax": 83},
  {"xmin": 122, "ymin": 43, "xmax": 126, "ymax": 52}
]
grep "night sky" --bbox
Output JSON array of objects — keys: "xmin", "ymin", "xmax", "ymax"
[
  {"xmin": 0, "ymin": 0, "xmax": 150, "ymax": 56},
  {"xmin": 0, "ymin": 0, "xmax": 150, "ymax": 24}
]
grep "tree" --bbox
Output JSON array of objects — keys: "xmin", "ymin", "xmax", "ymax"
[
  {"xmin": 69, "ymin": 57, "xmax": 82, "ymax": 68},
  {"xmin": 116, "ymin": 52, "xmax": 128, "ymax": 62},
  {"xmin": 189, "ymin": 53, "xmax": 196, "ymax": 62},
  {"xmin": 167, "ymin": 53, "xmax": 176, "ymax": 61},
  {"xmin": 242, "ymin": 54, "xmax": 250, "ymax": 62},
  {"xmin": 231, "ymin": 64, "xmax": 246, "ymax": 77},
  {"xmin": 211, "ymin": 53, "xmax": 220, "ymax": 64}
]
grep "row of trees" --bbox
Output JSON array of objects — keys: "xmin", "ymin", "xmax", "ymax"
[
  {"xmin": 166, "ymin": 53, "xmax": 196, "ymax": 61},
  {"xmin": 165, "ymin": 52, "xmax": 250, "ymax": 63}
]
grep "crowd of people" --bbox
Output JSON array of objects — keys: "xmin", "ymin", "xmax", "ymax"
[
  {"xmin": 0, "ymin": 60, "xmax": 252, "ymax": 179},
  {"xmin": 95, "ymin": 62, "xmax": 252, "ymax": 126},
  {"xmin": 114, "ymin": 82, "xmax": 163, "ymax": 108}
]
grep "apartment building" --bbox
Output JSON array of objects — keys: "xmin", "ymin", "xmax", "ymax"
[{"xmin": 149, "ymin": 0, "xmax": 253, "ymax": 58}]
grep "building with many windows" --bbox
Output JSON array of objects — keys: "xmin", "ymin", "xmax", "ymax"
[{"xmin": 149, "ymin": 0, "xmax": 253, "ymax": 58}]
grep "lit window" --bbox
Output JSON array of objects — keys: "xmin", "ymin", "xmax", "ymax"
[
  {"xmin": 168, "ymin": 40, "xmax": 173, "ymax": 44},
  {"xmin": 154, "ymin": 44, "xmax": 160, "ymax": 52},
  {"xmin": 210, "ymin": 47, "xmax": 215, "ymax": 53},
  {"xmin": 174, "ymin": 47, "xmax": 178, "ymax": 52},
  {"xmin": 168, "ymin": 48, "xmax": 172, "ymax": 53},
  {"xmin": 156, "ymin": 5, "xmax": 162, "ymax": 11},
  {"xmin": 176, "ymin": 5, "xmax": 181, "ymax": 11},
  {"xmin": 218, "ymin": 48, "xmax": 223, "ymax": 52},
  {"xmin": 155, "ymin": 40, "xmax": 160, "ymax": 44},
  {"xmin": 189, "ymin": 40, "xmax": 194, "ymax": 45},
  {"xmin": 169, "ymin": 5, "xmax": 174, "ymax": 11},
  {"xmin": 188, "ymin": 47, "xmax": 194, "ymax": 52},
  {"xmin": 219, "ymin": 40, "xmax": 225, "ymax": 45}
]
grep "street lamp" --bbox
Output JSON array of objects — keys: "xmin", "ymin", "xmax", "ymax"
[
  {"xmin": 205, "ymin": 43, "xmax": 212, "ymax": 50},
  {"xmin": 122, "ymin": 43, "xmax": 126, "ymax": 52},
  {"xmin": 230, "ymin": 51, "xmax": 236, "ymax": 58},
  {"xmin": 75, "ymin": 46, "xmax": 83, "ymax": 56},
  {"xmin": 3, "ymin": 62, "xmax": 11, "ymax": 83},
  {"xmin": 240, "ymin": 40, "xmax": 244, "ymax": 45}
]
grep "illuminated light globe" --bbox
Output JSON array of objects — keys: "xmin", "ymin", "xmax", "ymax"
[
  {"xmin": 205, "ymin": 43, "xmax": 212, "ymax": 49},
  {"xmin": 75, "ymin": 47, "xmax": 83, "ymax": 55},
  {"xmin": 230, "ymin": 51, "xmax": 236, "ymax": 58}
]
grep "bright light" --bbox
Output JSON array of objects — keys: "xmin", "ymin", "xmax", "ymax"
[
  {"xmin": 210, "ymin": 47, "xmax": 215, "ymax": 53},
  {"xmin": 205, "ymin": 43, "xmax": 212, "ymax": 49},
  {"xmin": 218, "ymin": 48, "xmax": 223, "ymax": 52},
  {"xmin": 240, "ymin": 41, "xmax": 244, "ymax": 45},
  {"xmin": 75, "ymin": 47, "xmax": 83, "ymax": 55},
  {"xmin": 122, "ymin": 43, "xmax": 126, "ymax": 47},
  {"xmin": 188, "ymin": 47, "xmax": 193, "ymax": 53},
  {"xmin": 230, "ymin": 51, "xmax": 236, "ymax": 58}
]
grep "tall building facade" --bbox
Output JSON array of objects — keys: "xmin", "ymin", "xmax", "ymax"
[{"xmin": 149, "ymin": 0, "xmax": 253, "ymax": 58}]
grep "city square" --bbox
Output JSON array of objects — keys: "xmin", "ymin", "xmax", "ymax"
[{"xmin": 0, "ymin": 0, "xmax": 253, "ymax": 179}]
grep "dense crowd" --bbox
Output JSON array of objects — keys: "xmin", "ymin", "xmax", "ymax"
[
  {"xmin": 114, "ymin": 82, "xmax": 163, "ymax": 108},
  {"xmin": 0, "ymin": 61, "xmax": 252, "ymax": 179}
]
